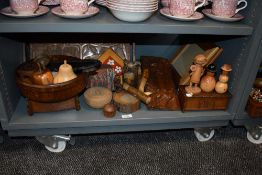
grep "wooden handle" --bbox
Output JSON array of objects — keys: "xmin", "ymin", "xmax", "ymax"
[
  {"xmin": 123, "ymin": 83, "xmax": 151, "ymax": 104},
  {"xmin": 138, "ymin": 69, "xmax": 149, "ymax": 92}
]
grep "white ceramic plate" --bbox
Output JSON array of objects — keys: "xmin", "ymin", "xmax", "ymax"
[
  {"xmin": 160, "ymin": 8, "xmax": 204, "ymax": 21},
  {"xmin": 42, "ymin": 0, "xmax": 60, "ymax": 6},
  {"xmin": 107, "ymin": 1, "xmax": 158, "ymax": 8},
  {"xmin": 108, "ymin": 5, "xmax": 157, "ymax": 12},
  {"xmin": 108, "ymin": 0, "xmax": 158, "ymax": 4},
  {"xmin": 202, "ymin": 9, "xmax": 244, "ymax": 22},
  {"xmin": 0, "ymin": 6, "xmax": 49, "ymax": 18},
  {"xmin": 108, "ymin": 0, "xmax": 157, "ymax": 3},
  {"xmin": 107, "ymin": 5, "xmax": 158, "ymax": 12},
  {"xmin": 51, "ymin": 6, "xmax": 99, "ymax": 19}
]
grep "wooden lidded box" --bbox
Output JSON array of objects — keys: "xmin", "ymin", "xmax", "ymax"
[
  {"xmin": 246, "ymin": 97, "xmax": 262, "ymax": 118},
  {"xmin": 178, "ymin": 86, "xmax": 231, "ymax": 112}
]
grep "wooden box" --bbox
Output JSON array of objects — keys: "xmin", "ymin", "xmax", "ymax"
[
  {"xmin": 178, "ymin": 86, "xmax": 231, "ymax": 111},
  {"xmin": 141, "ymin": 56, "xmax": 180, "ymax": 110},
  {"xmin": 246, "ymin": 97, "xmax": 262, "ymax": 118}
]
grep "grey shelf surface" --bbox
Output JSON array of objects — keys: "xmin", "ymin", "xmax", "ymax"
[
  {"xmin": 0, "ymin": 7, "xmax": 253, "ymax": 35},
  {"xmin": 7, "ymin": 96, "xmax": 232, "ymax": 130},
  {"xmin": 8, "ymin": 120, "xmax": 229, "ymax": 136},
  {"xmin": 233, "ymin": 112, "xmax": 262, "ymax": 126}
]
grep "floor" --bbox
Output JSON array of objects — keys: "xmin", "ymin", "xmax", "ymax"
[{"xmin": 0, "ymin": 126, "xmax": 262, "ymax": 175}]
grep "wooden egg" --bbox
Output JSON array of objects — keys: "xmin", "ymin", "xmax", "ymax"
[
  {"xmin": 84, "ymin": 87, "xmax": 112, "ymax": 108},
  {"xmin": 103, "ymin": 103, "xmax": 116, "ymax": 118}
]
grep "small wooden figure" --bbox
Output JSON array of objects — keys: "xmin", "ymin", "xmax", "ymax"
[
  {"xmin": 185, "ymin": 54, "xmax": 207, "ymax": 95},
  {"xmin": 215, "ymin": 64, "xmax": 232, "ymax": 94},
  {"xmin": 200, "ymin": 64, "xmax": 217, "ymax": 93}
]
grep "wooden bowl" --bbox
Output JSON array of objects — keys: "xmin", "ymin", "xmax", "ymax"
[
  {"xmin": 16, "ymin": 55, "xmax": 87, "ymax": 103},
  {"xmin": 16, "ymin": 73, "xmax": 86, "ymax": 103}
]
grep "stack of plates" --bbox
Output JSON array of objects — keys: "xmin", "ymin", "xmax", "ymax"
[
  {"xmin": 96, "ymin": 0, "xmax": 106, "ymax": 6},
  {"xmin": 106, "ymin": 0, "xmax": 158, "ymax": 22},
  {"xmin": 42, "ymin": 0, "xmax": 60, "ymax": 6}
]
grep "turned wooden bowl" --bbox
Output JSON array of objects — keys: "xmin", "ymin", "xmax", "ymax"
[
  {"xmin": 16, "ymin": 55, "xmax": 88, "ymax": 103},
  {"xmin": 16, "ymin": 73, "xmax": 86, "ymax": 103}
]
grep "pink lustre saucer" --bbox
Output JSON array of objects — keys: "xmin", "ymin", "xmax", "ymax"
[
  {"xmin": 202, "ymin": 9, "xmax": 244, "ymax": 22},
  {"xmin": 160, "ymin": 8, "xmax": 204, "ymax": 21},
  {"xmin": 51, "ymin": 6, "xmax": 99, "ymax": 19},
  {"xmin": 0, "ymin": 6, "xmax": 49, "ymax": 18}
]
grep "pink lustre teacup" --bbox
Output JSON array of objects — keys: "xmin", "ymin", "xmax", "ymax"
[
  {"xmin": 161, "ymin": 0, "xmax": 170, "ymax": 7},
  {"xmin": 212, "ymin": 0, "xmax": 248, "ymax": 18},
  {"xmin": 60, "ymin": 0, "xmax": 95, "ymax": 15},
  {"xmin": 10, "ymin": 0, "xmax": 40, "ymax": 15},
  {"xmin": 169, "ymin": 0, "xmax": 206, "ymax": 18}
]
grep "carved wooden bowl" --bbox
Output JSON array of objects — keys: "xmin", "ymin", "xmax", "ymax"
[
  {"xmin": 16, "ymin": 73, "xmax": 85, "ymax": 103},
  {"xmin": 15, "ymin": 55, "xmax": 93, "ymax": 115}
]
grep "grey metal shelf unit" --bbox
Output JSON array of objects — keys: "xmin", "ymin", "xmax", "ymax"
[{"xmin": 0, "ymin": 0, "xmax": 261, "ymax": 137}]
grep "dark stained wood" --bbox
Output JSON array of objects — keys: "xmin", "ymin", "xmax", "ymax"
[
  {"xmin": 17, "ymin": 73, "xmax": 85, "ymax": 103},
  {"xmin": 27, "ymin": 97, "xmax": 80, "ymax": 116},
  {"xmin": 246, "ymin": 97, "xmax": 262, "ymax": 118},
  {"xmin": 178, "ymin": 85, "xmax": 231, "ymax": 112},
  {"xmin": 103, "ymin": 103, "xmax": 117, "ymax": 118},
  {"xmin": 16, "ymin": 55, "xmax": 87, "ymax": 115},
  {"xmin": 140, "ymin": 56, "xmax": 180, "ymax": 110}
]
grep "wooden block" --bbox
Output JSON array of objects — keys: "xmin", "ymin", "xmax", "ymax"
[
  {"xmin": 113, "ymin": 91, "xmax": 140, "ymax": 113},
  {"xmin": 178, "ymin": 86, "xmax": 231, "ymax": 111}
]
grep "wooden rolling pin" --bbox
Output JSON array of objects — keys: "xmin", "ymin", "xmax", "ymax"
[{"xmin": 123, "ymin": 83, "xmax": 151, "ymax": 104}]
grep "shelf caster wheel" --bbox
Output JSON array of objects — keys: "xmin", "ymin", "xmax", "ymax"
[
  {"xmin": 194, "ymin": 128, "xmax": 215, "ymax": 142},
  {"xmin": 246, "ymin": 125, "xmax": 262, "ymax": 144},
  {"xmin": 45, "ymin": 140, "xmax": 66, "ymax": 153},
  {"xmin": 36, "ymin": 135, "xmax": 74, "ymax": 153}
]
